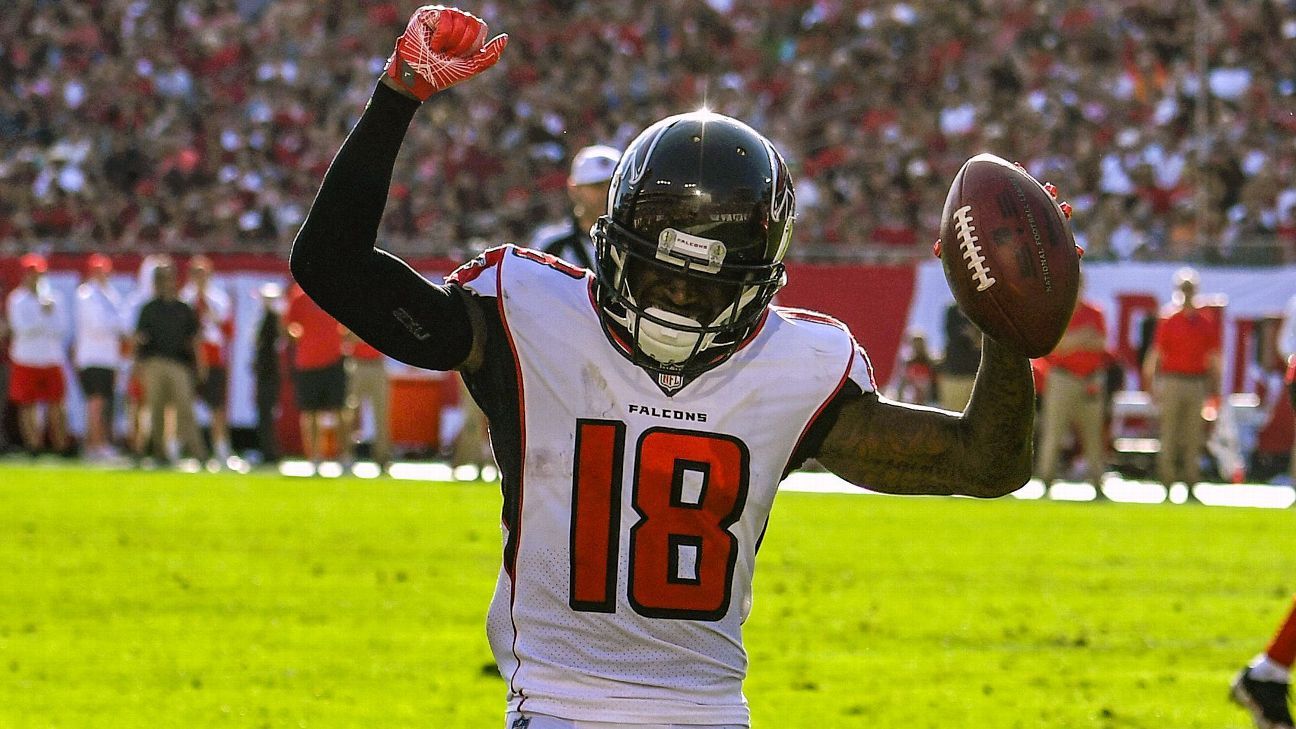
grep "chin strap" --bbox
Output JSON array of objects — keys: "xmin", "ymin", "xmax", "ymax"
[{"xmin": 632, "ymin": 307, "xmax": 712, "ymax": 365}]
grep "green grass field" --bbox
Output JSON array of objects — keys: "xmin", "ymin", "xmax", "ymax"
[{"xmin": 1, "ymin": 463, "xmax": 1291, "ymax": 728}]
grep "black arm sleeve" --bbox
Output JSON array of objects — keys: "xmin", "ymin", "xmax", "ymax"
[{"xmin": 288, "ymin": 81, "xmax": 474, "ymax": 371}]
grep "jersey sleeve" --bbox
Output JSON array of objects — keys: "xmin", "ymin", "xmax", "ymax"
[
  {"xmin": 446, "ymin": 246, "xmax": 508, "ymax": 298},
  {"xmin": 776, "ymin": 311, "xmax": 876, "ymax": 474},
  {"xmin": 846, "ymin": 336, "xmax": 877, "ymax": 394}
]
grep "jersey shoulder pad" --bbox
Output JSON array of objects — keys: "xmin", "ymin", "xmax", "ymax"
[
  {"xmin": 447, "ymin": 244, "xmax": 589, "ymax": 299},
  {"xmin": 447, "ymin": 246, "xmax": 511, "ymax": 295},
  {"xmin": 771, "ymin": 305, "xmax": 876, "ymax": 393},
  {"xmin": 773, "ymin": 306, "xmax": 850, "ymax": 332}
]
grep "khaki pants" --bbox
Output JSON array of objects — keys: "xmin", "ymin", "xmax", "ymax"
[
  {"xmin": 1154, "ymin": 374, "xmax": 1209, "ymax": 487},
  {"xmin": 939, "ymin": 374, "xmax": 976, "ymax": 413},
  {"xmin": 345, "ymin": 358, "xmax": 391, "ymax": 464},
  {"xmin": 140, "ymin": 357, "xmax": 207, "ymax": 461},
  {"xmin": 1036, "ymin": 369, "xmax": 1106, "ymax": 484}
]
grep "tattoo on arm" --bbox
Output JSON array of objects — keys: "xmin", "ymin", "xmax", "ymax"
[{"xmin": 816, "ymin": 336, "xmax": 1034, "ymax": 497}]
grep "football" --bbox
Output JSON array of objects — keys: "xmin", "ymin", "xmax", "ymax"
[{"xmin": 937, "ymin": 153, "xmax": 1080, "ymax": 358}]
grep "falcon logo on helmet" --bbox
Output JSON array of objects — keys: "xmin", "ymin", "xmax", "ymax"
[{"xmin": 592, "ymin": 111, "xmax": 795, "ymax": 395}]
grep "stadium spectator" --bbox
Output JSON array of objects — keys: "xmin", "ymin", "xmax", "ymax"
[
  {"xmin": 73, "ymin": 253, "xmax": 127, "ymax": 460},
  {"xmin": 1142, "ymin": 267, "xmax": 1220, "ymax": 499},
  {"xmin": 2, "ymin": 1, "xmax": 1293, "ymax": 263},
  {"xmin": 0, "ymin": 283, "xmax": 11, "ymax": 453},
  {"xmin": 252, "ymin": 282, "xmax": 285, "ymax": 466},
  {"xmin": 124, "ymin": 254, "xmax": 170, "ymax": 458},
  {"xmin": 1136, "ymin": 312, "xmax": 1159, "ymax": 385},
  {"xmin": 891, "ymin": 329, "xmax": 938, "ymax": 406},
  {"xmin": 939, "ymin": 301, "xmax": 981, "ymax": 412},
  {"xmin": 342, "ymin": 327, "xmax": 391, "ymax": 470},
  {"xmin": 1035, "ymin": 281, "xmax": 1111, "ymax": 495},
  {"xmin": 1232, "ymin": 595, "xmax": 1296, "ymax": 729},
  {"xmin": 1281, "ymin": 293, "xmax": 1296, "ymax": 486},
  {"xmin": 530, "ymin": 144, "xmax": 621, "ymax": 270},
  {"xmin": 135, "ymin": 262, "xmax": 207, "ymax": 466},
  {"xmin": 284, "ymin": 283, "xmax": 345, "ymax": 471},
  {"xmin": 5, "ymin": 253, "xmax": 70, "ymax": 456},
  {"xmin": 288, "ymin": 9, "xmax": 1038, "ymax": 724},
  {"xmin": 180, "ymin": 255, "xmax": 235, "ymax": 465}
]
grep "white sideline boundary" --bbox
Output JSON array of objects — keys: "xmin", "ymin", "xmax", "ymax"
[
  {"xmin": 6, "ymin": 458, "xmax": 1288, "ymax": 509},
  {"xmin": 278, "ymin": 460, "xmax": 1296, "ymax": 510},
  {"xmin": 779, "ymin": 471, "xmax": 1295, "ymax": 509}
]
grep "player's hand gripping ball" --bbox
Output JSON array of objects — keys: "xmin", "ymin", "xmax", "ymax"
[
  {"xmin": 934, "ymin": 153, "xmax": 1080, "ymax": 358},
  {"xmin": 385, "ymin": 5, "xmax": 508, "ymax": 101}
]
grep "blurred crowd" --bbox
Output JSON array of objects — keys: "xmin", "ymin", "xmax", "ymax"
[{"xmin": 2, "ymin": 0, "xmax": 1295, "ymax": 263}]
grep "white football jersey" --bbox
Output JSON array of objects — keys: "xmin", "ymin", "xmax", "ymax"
[{"xmin": 452, "ymin": 246, "xmax": 874, "ymax": 725}]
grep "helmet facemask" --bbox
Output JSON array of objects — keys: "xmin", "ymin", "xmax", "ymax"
[
  {"xmin": 594, "ymin": 217, "xmax": 786, "ymax": 386},
  {"xmin": 590, "ymin": 111, "xmax": 795, "ymax": 393}
]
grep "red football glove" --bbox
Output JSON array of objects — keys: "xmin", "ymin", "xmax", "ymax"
[
  {"xmin": 1041, "ymin": 181, "xmax": 1082, "ymax": 257},
  {"xmin": 385, "ymin": 5, "xmax": 508, "ymax": 101}
]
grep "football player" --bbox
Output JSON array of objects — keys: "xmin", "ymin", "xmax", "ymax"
[
  {"xmin": 289, "ymin": 6, "xmax": 1037, "ymax": 727},
  {"xmin": 1233, "ymin": 595, "xmax": 1296, "ymax": 729}
]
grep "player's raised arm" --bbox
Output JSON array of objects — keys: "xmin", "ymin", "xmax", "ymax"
[
  {"xmin": 816, "ymin": 155, "xmax": 1081, "ymax": 498},
  {"xmin": 815, "ymin": 336, "xmax": 1035, "ymax": 497},
  {"xmin": 288, "ymin": 6, "xmax": 507, "ymax": 372}
]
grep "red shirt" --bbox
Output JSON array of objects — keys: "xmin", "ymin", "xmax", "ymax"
[
  {"xmin": 896, "ymin": 358, "xmax": 937, "ymax": 404},
  {"xmin": 285, "ymin": 288, "xmax": 343, "ymax": 370},
  {"xmin": 1048, "ymin": 300, "xmax": 1107, "ymax": 377},
  {"xmin": 1153, "ymin": 306, "xmax": 1219, "ymax": 376}
]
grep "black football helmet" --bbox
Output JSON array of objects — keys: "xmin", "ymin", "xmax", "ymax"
[{"xmin": 592, "ymin": 111, "xmax": 795, "ymax": 392}]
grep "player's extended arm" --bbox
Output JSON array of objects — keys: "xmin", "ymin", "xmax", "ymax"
[
  {"xmin": 288, "ymin": 6, "xmax": 506, "ymax": 372},
  {"xmin": 815, "ymin": 336, "xmax": 1034, "ymax": 497},
  {"xmin": 288, "ymin": 81, "xmax": 474, "ymax": 370}
]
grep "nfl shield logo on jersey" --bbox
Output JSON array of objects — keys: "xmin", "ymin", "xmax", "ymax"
[
  {"xmin": 657, "ymin": 371, "xmax": 685, "ymax": 393},
  {"xmin": 510, "ymin": 718, "xmax": 531, "ymax": 729}
]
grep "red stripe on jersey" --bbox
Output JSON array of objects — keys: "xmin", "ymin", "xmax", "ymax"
[
  {"xmin": 448, "ymin": 246, "xmax": 508, "ymax": 286},
  {"xmin": 849, "ymin": 333, "xmax": 877, "ymax": 392},
  {"xmin": 777, "ymin": 306, "xmax": 847, "ymax": 328},
  {"xmin": 493, "ymin": 251, "xmax": 531, "ymax": 707},
  {"xmin": 510, "ymin": 246, "xmax": 586, "ymax": 279}
]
